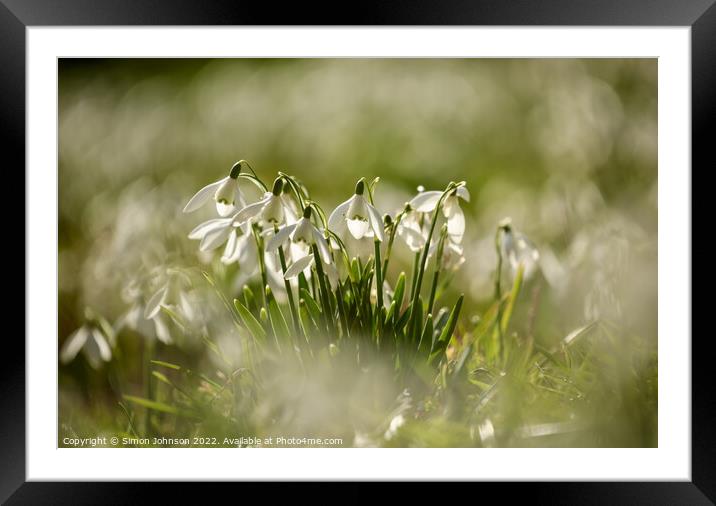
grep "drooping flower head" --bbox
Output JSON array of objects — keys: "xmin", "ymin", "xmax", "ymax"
[
  {"xmin": 408, "ymin": 184, "xmax": 470, "ymax": 243},
  {"xmin": 397, "ymin": 206, "xmax": 428, "ymax": 253},
  {"xmin": 234, "ymin": 177, "xmax": 288, "ymax": 226},
  {"xmin": 267, "ymin": 207, "xmax": 333, "ymax": 279},
  {"xmin": 183, "ymin": 160, "xmax": 246, "ymax": 217},
  {"xmin": 429, "ymin": 238, "xmax": 466, "ymax": 272},
  {"xmin": 328, "ymin": 178, "xmax": 385, "ymax": 242},
  {"xmin": 60, "ymin": 307, "xmax": 116, "ymax": 369},
  {"xmin": 499, "ymin": 217, "xmax": 540, "ymax": 280}
]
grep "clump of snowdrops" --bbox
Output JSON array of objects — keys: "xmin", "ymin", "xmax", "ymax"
[
  {"xmin": 183, "ymin": 160, "xmax": 475, "ymax": 373},
  {"xmin": 68, "ymin": 160, "xmax": 645, "ymax": 448}
]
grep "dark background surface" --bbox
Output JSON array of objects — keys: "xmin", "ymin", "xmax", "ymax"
[{"xmin": 4, "ymin": 0, "xmax": 713, "ymax": 503}]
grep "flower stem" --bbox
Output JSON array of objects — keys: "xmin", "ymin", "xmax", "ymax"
[
  {"xmin": 381, "ymin": 210, "xmax": 403, "ymax": 282},
  {"xmin": 407, "ymin": 184, "xmax": 455, "ymax": 339},
  {"xmin": 374, "ymin": 239, "xmax": 383, "ymax": 336},
  {"xmin": 427, "ymin": 226, "xmax": 448, "ymax": 316},
  {"xmin": 494, "ymin": 227, "xmax": 505, "ymax": 363},
  {"xmin": 336, "ymin": 282, "xmax": 350, "ymax": 338},
  {"xmin": 409, "ymin": 251, "xmax": 421, "ymax": 301},
  {"xmin": 312, "ymin": 243, "xmax": 334, "ymax": 337},
  {"xmin": 252, "ymin": 225, "xmax": 273, "ymax": 332},
  {"xmin": 274, "ymin": 224, "xmax": 301, "ymax": 340}
]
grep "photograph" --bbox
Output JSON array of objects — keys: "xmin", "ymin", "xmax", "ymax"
[{"xmin": 57, "ymin": 57, "xmax": 658, "ymax": 449}]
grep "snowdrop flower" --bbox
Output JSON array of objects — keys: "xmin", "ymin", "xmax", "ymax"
[
  {"xmin": 408, "ymin": 184, "xmax": 470, "ymax": 243},
  {"xmin": 343, "ymin": 230, "xmax": 378, "ymax": 262},
  {"xmin": 60, "ymin": 308, "xmax": 116, "ymax": 369},
  {"xmin": 234, "ymin": 178, "xmax": 289, "ymax": 226},
  {"xmin": 183, "ymin": 161, "xmax": 246, "ymax": 217},
  {"xmin": 188, "ymin": 213, "xmax": 244, "ymax": 252},
  {"xmin": 140, "ymin": 270, "xmax": 204, "ymax": 342},
  {"xmin": 397, "ymin": 209, "xmax": 428, "ymax": 253},
  {"xmin": 115, "ymin": 280, "xmax": 173, "ymax": 344},
  {"xmin": 429, "ymin": 240, "xmax": 466, "ymax": 272},
  {"xmin": 500, "ymin": 218, "xmax": 540, "ymax": 280},
  {"xmin": 328, "ymin": 179, "xmax": 385, "ymax": 242},
  {"xmin": 221, "ymin": 223, "xmax": 257, "ymax": 267},
  {"xmin": 267, "ymin": 207, "xmax": 332, "ymax": 279}
]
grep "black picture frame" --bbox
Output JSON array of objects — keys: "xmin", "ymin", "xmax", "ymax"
[{"xmin": 3, "ymin": 0, "xmax": 712, "ymax": 502}]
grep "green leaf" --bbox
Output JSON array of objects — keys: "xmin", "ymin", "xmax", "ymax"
[
  {"xmin": 418, "ymin": 313, "xmax": 434, "ymax": 356},
  {"xmin": 233, "ymin": 298, "xmax": 267, "ymax": 342},
  {"xmin": 395, "ymin": 306, "xmax": 411, "ymax": 334},
  {"xmin": 152, "ymin": 370, "xmax": 172, "ymax": 386},
  {"xmin": 150, "ymin": 360, "xmax": 181, "ymax": 370},
  {"xmin": 122, "ymin": 395, "xmax": 179, "ymax": 415},
  {"xmin": 299, "ymin": 299, "xmax": 320, "ymax": 335},
  {"xmin": 300, "ymin": 288, "xmax": 322, "ymax": 321},
  {"xmin": 243, "ymin": 285, "xmax": 257, "ymax": 313},
  {"xmin": 392, "ymin": 272, "xmax": 406, "ymax": 324},
  {"xmin": 268, "ymin": 297, "xmax": 290, "ymax": 341},
  {"xmin": 500, "ymin": 263, "xmax": 524, "ymax": 333},
  {"xmin": 385, "ymin": 300, "xmax": 397, "ymax": 324},
  {"xmin": 429, "ymin": 294, "xmax": 464, "ymax": 364},
  {"xmin": 350, "ymin": 258, "xmax": 361, "ymax": 283},
  {"xmin": 298, "ymin": 272, "xmax": 310, "ymax": 295},
  {"xmin": 411, "ymin": 296, "xmax": 424, "ymax": 342}
]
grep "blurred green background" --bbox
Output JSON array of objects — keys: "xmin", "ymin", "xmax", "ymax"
[{"xmin": 59, "ymin": 58, "xmax": 657, "ymax": 446}]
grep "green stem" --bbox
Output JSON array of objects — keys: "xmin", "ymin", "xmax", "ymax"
[
  {"xmin": 279, "ymin": 174, "xmax": 306, "ymax": 209},
  {"xmin": 409, "ymin": 251, "xmax": 421, "ymax": 301},
  {"xmin": 336, "ymin": 282, "xmax": 350, "ymax": 339},
  {"xmin": 381, "ymin": 211, "xmax": 404, "ymax": 282},
  {"xmin": 427, "ymin": 226, "xmax": 448, "ymax": 316},
  {"xmin": 312, "ymin": 244, "xmax": 334, "ymax": 337},
  {"xmin": 494, "ymin": 228, "xmax": 505, "ymax": 362},
  {"xmin": 408, "ymin": 184, "xmax": 455, "ymax": 338},
  {"xmin": 374, "ymin": 239, "xmax": 383, "ymax": 327},
  {"xmin": 274, "ymin": 224, "xmax": 301, "ymax": 340},
  {"xmin": 252, "ymin": 226, "xmax": 272, "ymax": 331}
]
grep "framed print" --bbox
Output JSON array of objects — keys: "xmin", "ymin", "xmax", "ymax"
[{"xmin": 4, "ymin": 0, "xmax": 713, "ymax": 501}]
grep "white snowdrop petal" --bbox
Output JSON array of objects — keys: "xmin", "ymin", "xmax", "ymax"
[
  {"xmin": 91, "ymin": 328, "xmax": 113, "ymax": 362},
  {"xmin": 447, "ymin": 206, "xmax": 465, "ymax": 243},
  {"xmin": 328, "ymin": 197, "xmax": 353, "ymax": 230},
  {"xmin": 266, "ymin": 223, "xmax": 296, "ymax": 251},
  {"xmin": 399, "ymin": 226, "xmax": 425, "ymax": 252},
  {"xmin": 312, "ymin": 228, "xmax": 333, "ymax": 265},
  {"xmin": 200, "ymin": 225, "xmax": 233, "ymax": 251},
  {"xmin": 216, "ymin": 201, "xmax": 236, "ymax": 217},
  {"xmin": 144, "ymin": 286, "xmax": 168, "ymax": 319},
  {"xmin": 60, "ymin": 326, "xmax": 89, "ymax": 364},
  {"xmin": 291, "ymin": 218, "xmax": 313, "ymax": 244},
  {"xmin": 366, "ymin": 203, "xmax": 385, "ymax": 242},
  {"xmin": 238, "ymin": 234, "xmax": 258, "ymax": 271},
  {"xmin": 236, "ymin": 196, "xmax": 270, "ymax": 223},
  {"xmin": 409, "ymin": 191, "xmax": 442, "ymax": 213},
  {"xmin": 262, "ymin": 195, "xmax": 285, "ymax": 224},
  {"xmin": 456, "ymin": 186, "xmax": 470, "ymax": 202},
  {"xmin": 221, "ymin": 230, "xmax": 240, "ymax": 264},
  {"xmin": 324, "ymin": 261, "xmax": 339, "ymax": 289},
  {"xmin": 284, "ymin": 254, "xmax": 314, "ymax": 279},
  {"xmin": 347, "ymin": 218, "xmax": 370, "ymax": 239},
  {"xmin": 188, "ymin": 218, "xmax": 228, "ymax": 240},
  {"xmin": 153, "ymin": 315, "xmax": 173, "ymax": 345},
  {"xmin": 183, "ymin": 178, "xmax": 226, "ymax": 213}
]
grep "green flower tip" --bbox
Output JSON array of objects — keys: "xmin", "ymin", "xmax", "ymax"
[
  {"xmin": 355, "ymin": 178, "xmax": 365, "ymax": 195},
  {"xmin": 272, "ymin": 178, "xmax": 284, "ymax": 196},
  {"xmin": 383, "ymin": 214, "xmax": 393, "ymax": 226},
  {"xmin": 230, "ymin": 161, "xmax": 244, "ymax": 179},
  {"xmin": 498, "ymin": 216, "xmax": 513, "ymax": 231},
  {"xmin": 302, "ymin": 207, "xmax": 312, "ymax": 219}
]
